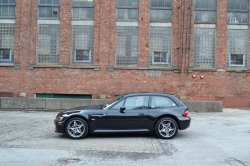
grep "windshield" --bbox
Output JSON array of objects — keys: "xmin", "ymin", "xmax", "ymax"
[{"xmin": 103, "ymin": 95, "xmax": 124, "ymax": 109}]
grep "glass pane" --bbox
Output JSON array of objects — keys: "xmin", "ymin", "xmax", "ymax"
[
  {"xmin": 0, "ymin": 8, "xmax": 2, "ymax": 17},
  {"xmin": 2, "ymin": 0, "xmax": 8, "ymax": 3},
  {"xmin": 151, "ymin": 0, "xmax": 157, "ymax": 7},
  {"xmin": 158, "ymin": 10, "xmax": 166, "ymax": 21},
  {"xmin": 87, "ymin": 8, "xmax": 94, "ymax": 19},
  {"xmin": 72, "ymin": 0, "xmax": 79, "ymax": 6},
  {"xmin": 46, "ymin": 7, "xmax": 52, "ymax": 17},
  {"xmin": 154, "ymin": 52, "xmax": 160, "ymax": 62},
  {"xmin": 151, "ymin": 97, "xmax": 176, "ymax": 108},
  {"xmin": 124, "ymin": 96, "xmax": 149, "ymax": 110},
  {"xmin": 2, "ymin": 6, "xmax": 8, "ymax": 17},
  {"xmin": 40, "ymin": 0, "xmax": 46, "ymax": 4},
  {"xmin": 123, "ymin": 9, "xmax": 129, "ymax": 19},
  {"xmin": 165, "ymin": 0, "xmax": 171, "ymax": 7},
  {"xmin": 76, "ymin": 50, "xmax": 83, "ymax": 61},
  {"xmin": 131, "ymin": 0, "xmax": 138, "ymax": 7},
  {"xmin": 195, "ymin": 11, "xmax": 216, "ymax": 23},
  {"xmin": 72, "ymin": 8, "xmax": 79, "ymax": 18},
  {"xmin": 117, "ymin": 9, "xmax": 124, "ymax": 19},
  {"xmin": 150, "ymin": 10, "xmax": 157, "ymax": 21},
  {"xmin": 130, "ymin": 9, "xmax": 137, "ymax": 20},
  {"xmin": 3, "ymin": 50, "xmax": 10, "ymax": 60},
  {"xmin": 9, "ymin": 0, "xmax": 15, "ymax": 3},
  {"xmin": 227, "ymin": 0, "xmax": 233, "ymax": 10},
  {"xmin": 80, "ymin": 0, "xmax": 86, "ymax": 5},
  {"xmin": 9, "ymin": 6, "xmax": 15, "ymax": 17},
  {"xmin": 46, "ymin": 0, "xmax": 52, "ymax": 4},
  {"xmin": 241, "ymin": 0, "xmax": 248, "ymax": 10},
  {"xmin": 80, "ymin": 8, "xmax": 87, "ymax": 19},
  {"xmin": 195, "ymin": 0, "xmax": 202, "ymax": 8},
  {"xmin": 111, "ymin": 100, "xmax": 124, "ymax": 109},
  {"xmin": 208, "ymin": 0, "xmax": 216, "ymax": 9},
  {"xmin": 117, "ymin": 0, "xmax": 123, "ymax": 6},
  {"xmin": 158, "ymin": 0, "xmax": 164, "ymax": 7},
  {"xmin": 53, "ymin": 0, "xmax": 59, "ymax": 5},
  {"xmin": 39, "ymin": 7, "xmax": 46, "ymax": 17},
  {"xmin": 227, "ymin": 12, "xmax": 248, "ymax": 24},
  {"xmin": 124, "ymin": 0, "xmax": 130, "ymax": 6},
  {"xmin": 235, "ymin": 0, "xmax": 240, "ymax": 10},
  {"xmin": 160, "ymin": 53, "xmax": 167, "ymax": 62},
  {"xmin": 86, "ymin": 0, "xmax": 94, "ymax": 6},
  {"xmin": 52, "ymin": 7, "xmax": 59, "ymax": 17}
]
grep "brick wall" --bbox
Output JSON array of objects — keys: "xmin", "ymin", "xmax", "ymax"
[{"xmin": 0, "ymin": 0, "xmax": 250, "ymax": 108}]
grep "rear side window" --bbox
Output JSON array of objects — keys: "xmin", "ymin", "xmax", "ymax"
[
  {"xmin": 151, "ymin": 96, "xmax": 177, "ymax": 108},
  {"xmin": 124, "ymin": 96, "xmax": 149, "ymax": 110}
]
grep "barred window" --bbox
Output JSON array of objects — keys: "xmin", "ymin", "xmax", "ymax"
[
  {"xmin": 149, "ymin": 27, "xmax": 172, "ymax": 67},
  {"xmin": 38, "ymin": 24, "xmax": 60, "ymax": 64},
  {"xmin": 227, "ymin": 29, "xmax": 248, "ymax": 69},
  {"xmin": 0, "ymin": 23, "xmax": 15, "ymax": 64},
  {"xmin": 38, "ymin": 0, "xmax": 60, "ymax": 19},
  {"xmin": 194, "ymin": 0, "xmax": 216, "ymax": 23},
  {"xmin": 116, "ymin": 0, "xmax": 139, "ymax": 21},
  {"xmin": 194, "ymin": 28, "xmax": 216, "ymax": 69},
  {"xmin": 150, "ymin": 0, "xmax": 172, "ymax": 22},
  {"xmin": 72, "ymin": 0, "xmax": 94, "ymax": 20},
  {"xmin": 0, "ymin": 0, "xmax": 16, "ymax": 19},
  {"xmin": 227, "ymin": 0, "xmax": 248, "ymax": 24},
  {"xmin": 116, "ymin": 26, "xmax": 138, "ymax": 66},
  {"xmin": 72, "ymin": 25, "xmax": 94, "ymax": 64}
]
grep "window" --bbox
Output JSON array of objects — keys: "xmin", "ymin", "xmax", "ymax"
[
  {"xmin": 38, "ymin": 24, "xmax": 60, "ymax": 64},
  {"xmin": 194, "ymin": 28, "xmax": 216, "ymax": 68},
  {"xmin": 151, "ymin": 96, "xmax": 176, "ymax": 108},
  {"xmin": 227, "ymin": 29, "xmax": 248, "ymax": 69},
  {"xmin": 74, "ymin": 50, "xmax": 91, "ymax": 62},
  {"xmin": 116, "ymin": 26, "xmax": 138, "ymax": 66},
  {"xmin": 152, "ymin": 52, "xmax": 168, "ymax": 64},
  {"xmin": 124, "ymin": 96, "xmax": 149, "ymax": 110},
  {"xmin": 149, "ymin": 27, "xmax": 172, "ymax": 67},
  {"xmin": 116, "ymin": 0, "xmax": 139, "ymax": 21},
  {"xmin": 38, "ymin": 0, "xmax": 60, "ymax": 19},
  {"xmin": 0, "ymin": 0, "xmax": 16, "ymax": 19},
  {"xmin": 227, "ymin": 0, "xmax": 248, "ymax": 24},
  {"xmin": 72, "ymin": 0, "xmax": 94, "ymax": 20},
  {"xmin": 229, "ymin": 54, "xmax": 245, "ymax": 66},
  {"xmin": 110, "ymin": 100, "xmax": 125, "ymax": 109},
  {"xmin": 72, "ymin": 25, "xmax": 94, "ymax": 64},
  {"xmin": 150, "ymin": 0, "xmax": 172, "ymax": 22},
  {"xmin": 194, "ymin": 0, "xmax": 216, "ymax": 23},
  {"xmin": 0, "ymin": 23, "xmax": 15, "ymax": 64}
]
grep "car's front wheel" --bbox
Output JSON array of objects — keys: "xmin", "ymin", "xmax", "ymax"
[
  {"xmin": 155, "ymin": 117, "xmax": 178, "ymax": 139},
  {"xmin": 65, "ymin": 117, "xmax": 88, "ymax": 139}
]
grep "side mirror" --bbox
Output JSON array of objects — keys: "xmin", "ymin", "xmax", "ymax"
[{"xmin": 120, "ymin": 106, "xmax": 126, "ymax": 113}]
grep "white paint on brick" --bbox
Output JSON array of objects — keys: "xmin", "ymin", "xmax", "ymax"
[
  {"xmin": 194, "ymin": 24, "xmax": 216, "ymax": 29},
  {"xmin": 37, "ymin": 20, "xmax": 60, "ymax": 24},
  {"xmin": 0, "ymin": 19, "xmax": 15, "ymax": 24},
  {"xmin": 116, "ymin": 22, "xmax": 138, "ymax": 26},
  {"xmin": 150, "ymin": 23, "xmax": 172, "ymax": 27},
  {"xmin": 227, "ymin": 25, "xmax": 249, "ymax": 29},
  {"xmin": 71, "ymin": 21, "xmax": 94, "ymax": 25}
]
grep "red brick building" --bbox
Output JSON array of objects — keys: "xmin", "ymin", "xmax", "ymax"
[{"xmin": 0, "ymin": 0, "xmax": 249, "ymax": 107}]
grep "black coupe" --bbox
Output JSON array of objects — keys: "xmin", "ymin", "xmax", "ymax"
[{"xmin": 54, "ymin": 93, "xmax": 191, "ymax": 139}]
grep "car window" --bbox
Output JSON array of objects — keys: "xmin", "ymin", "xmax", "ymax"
[
  {"xmin": 151, "ymin": 96, "xmax": 177, "ymax": 108},
  {"xmin": 110, "ymin": 100, "xmax": 124, "ymax": 109},
  {"xmin": 124, "ymin": 96, "xmax": 149, "ymax": 110}
]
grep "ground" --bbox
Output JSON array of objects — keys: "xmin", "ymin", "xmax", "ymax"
[{"xmin": 0, "ymin": 108, "xmax": 250, "ymax": 166}]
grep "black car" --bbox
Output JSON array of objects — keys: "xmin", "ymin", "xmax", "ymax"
[{"xmin": 54, "ymin": 93, "xmax": 191, "ymax": 139}]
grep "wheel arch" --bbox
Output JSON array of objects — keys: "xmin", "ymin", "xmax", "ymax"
[
  {"xmin": 154, "ymin": 114, "xmax": 180, "ymax": 130},
  {"xmin": 63, "ymin": 115, "xmax": 90, "ymax": 133}
]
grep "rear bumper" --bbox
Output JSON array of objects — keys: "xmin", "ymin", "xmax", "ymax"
[
  {"xmin": 54, "ymin": 119, "xmax": 65, "ymax": 133},
  {"xmin": 178, "ymin": 117, "xmax": 191, "ymax": 130}
]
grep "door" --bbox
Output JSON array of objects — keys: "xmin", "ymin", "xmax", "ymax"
[{"xmin": 106, "ymin": 96, "xmax": 150, "ymax": 130}]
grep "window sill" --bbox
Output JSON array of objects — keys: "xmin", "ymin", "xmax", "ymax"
[
  {"xmin": 107, "ymin": 66, "xmax": 179, "ymax": 72},
  {"xmin": 226, "ymin": 69, "xmax": 250, "ymax": 73},
  {"xmin": 0, "ymin": 64, "xmax": 20, "ymax": 69},
  {"xmin": 187, "ymin": 68, "xmax": 217, "ymax": 72},
  {"xmin": 28, "ymin": 65, "xmax": 101, "ymax": 70}
]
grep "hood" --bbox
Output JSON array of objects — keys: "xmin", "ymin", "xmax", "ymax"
[{"xmin": 59, "ymin": 105, "xmax": 102, "ymax": 114}]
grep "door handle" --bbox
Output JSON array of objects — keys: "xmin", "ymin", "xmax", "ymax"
[{"xmin": 138, "ymin": 113, "xmax": 147, "ymax": 116}]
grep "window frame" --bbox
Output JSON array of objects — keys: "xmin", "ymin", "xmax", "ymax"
[
  {"xmin": 74, "ymin": 49, "xmax": 92, "ymax": 63},
  {"xmin": 150, "ymin": 0, "xmax": 173, "ymax": 23},
  {"xmin": 0, "ymin": 48, "xmax": 11, "ymax": 61},
  {"xmin": 152, "ymin": 52, "xmax": 168, "ymax": 64},
  {"xmin": 194, "ymin": 0, "xmax": 217, "ymax": 24},
  {"xmin": 0, "ymin": 0, "xmax": 16, "ymax": 19},
  {"xmin": 227, "ymin": 0, "xmax": 249, "ymax": 12},
  {"xmin": 229, "ymin": 54, "xmax": 245, "ymax": 66},
  {"xmin": 149, "ymin": 96, "xmax": 178, "ymax": 109},
  {"xmin": 122, "ymin": 96, "xmax": 150, "ymax": 110},
  {"xmin": 227, "ymin": 0, "xmax": 249, "ymax": 25},
  {"xmin": 116, "ymin": 0, "xmax": 139, "ymax": 21},
  {"xmin": 37, "ymin": 0, "xmax": 60, "ymax": 20},
  {"xmin": 71, "ymin": 0, "xmax": 95, "ymax": 20}
]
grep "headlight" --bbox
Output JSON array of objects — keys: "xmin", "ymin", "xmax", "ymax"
[{"xmin": 56, "ymin": 114, "xmax": 69, "ymax": 122}]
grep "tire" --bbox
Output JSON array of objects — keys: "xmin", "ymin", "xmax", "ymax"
[
  {"xmin": 155, "ymin": 117, "xmax": 178, "ymax": 139},
  {"xmin": 65, "ymin": 117, "xmax": 89, "ymax": 139}
]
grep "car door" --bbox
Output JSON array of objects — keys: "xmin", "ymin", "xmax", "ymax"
[{"xmin": 106, "ymin": 96, "xmax": 150, "ymax": 130}]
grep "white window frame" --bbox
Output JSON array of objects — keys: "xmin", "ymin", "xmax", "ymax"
[
  {"xmin": 74, "ymin": 49, "xmax": 91, "ymax": 62},
  {"xmin": 0, "ymin": 48, "xmax": 11, "ymax": 61},
  {"xmin": 152, "ymin": 52, "xmax": 168, "ymax": 64},
  {"xmin": 229, "ymin": 54, "xmax": 245, "ymax": 66}
]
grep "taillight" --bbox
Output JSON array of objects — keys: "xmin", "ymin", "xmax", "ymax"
[{"xmin": 183, "ymin": 111, "xmax": 188, "ymax": 117}]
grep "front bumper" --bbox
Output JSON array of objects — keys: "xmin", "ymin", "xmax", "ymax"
[
  {"xmin": 178, "ymin": 117, "xmax": 191, "ymax": 130},
  {"xmin": 54, "ymin": 119, "xmax": 65, "ymax": 133}
]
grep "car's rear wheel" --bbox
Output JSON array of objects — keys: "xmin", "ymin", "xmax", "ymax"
[
  {"xmin": 155, "ymin": 117, "xmax": 178, "ymax": 139},
  {"xmin": 65, "ymin": 117, "xmax": 88, "ymax": 139}
]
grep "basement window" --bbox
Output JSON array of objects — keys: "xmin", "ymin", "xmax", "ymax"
[
  {"xmin": 229, "ymin": 54, "xmax": 245, "ymax": 66},
  {"xmin": 38, "ymin": 0, "xmax": 60, "ymax": 19},
  {"xmin": 194, "ymin": 0, "xmax": 216, "ymax": 23},
  {"xmin": 227, "ymin": 0, "xmax": 248, "ymax": 24},
  {"xmin": 0, "ymin": 49, "xmax": 11, "ymax": 61},
  {"xmin": 74, "ymin": 50, "xmax": 91, "ymax": 62},
  {"xmin": 150, "ymin": 0, "xmax": 172, "ymax": 22},
  {"xmin": 72, "ymin": 0, "xmax": 94, "ymax": 20},
  {"xmin": 152, "ymin": 52, "xmax": 168, "ymax": 64},
  {"xmin": 0, "ymin": 0, "xmax": 16, "ymax": 19},
  {"xmin": 116, "ymin": 0, "xmax": 139, "ymax": 21}
]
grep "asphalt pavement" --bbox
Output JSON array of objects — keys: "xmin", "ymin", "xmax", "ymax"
[{"xmin": 0, "ymin": 108, "xmax": 250, "ymax": 166}]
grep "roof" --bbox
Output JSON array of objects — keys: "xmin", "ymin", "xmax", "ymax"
[{"xmin": 123, "ymin": 92, "xmax": 175, "ymax": 96}]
